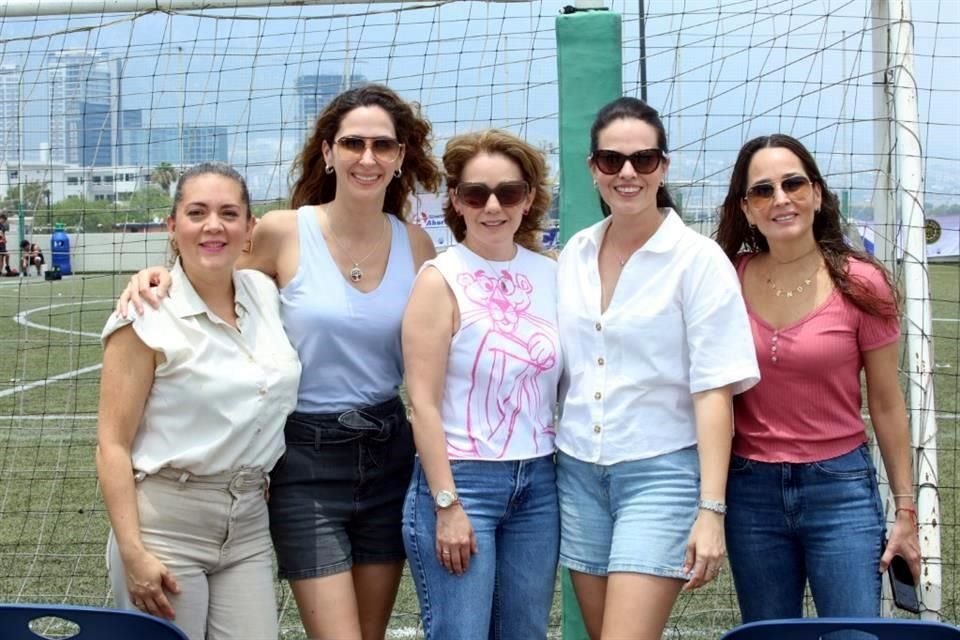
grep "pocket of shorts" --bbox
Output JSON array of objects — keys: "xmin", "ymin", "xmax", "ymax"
[{"xmin": 811, "ymin": 446, "xmax": 872, "ymax": 479}]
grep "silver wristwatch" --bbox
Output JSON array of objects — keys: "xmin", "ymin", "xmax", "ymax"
[
  {"xmin": 698, "ymin": 499, "xmax": 727, "ymax": 515},
  {"xmin": 434, "ymin": 489, "xmax": 460, "ymax": 510}
]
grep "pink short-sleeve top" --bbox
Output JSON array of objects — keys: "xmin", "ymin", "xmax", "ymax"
[{"xmin": 733, "ymin": 254, "xmax": 900, "ymax": 463}]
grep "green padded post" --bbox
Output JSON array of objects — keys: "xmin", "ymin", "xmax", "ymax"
[
  {"xmin": 556, "ymin": 9, "xmax": 623, "ymax": 244},
  {"xmin": 555, "ymin": 8, "xmax": 622, "ymax": 639}
]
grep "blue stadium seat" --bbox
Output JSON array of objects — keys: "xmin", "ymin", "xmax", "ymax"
[
  {"xmin": 720, "ymin": 617, "xmax": 960, "ymax": 640},
  {"xmin": 0, "ymin": 603, "xmax": 189, "ymax": 640}
]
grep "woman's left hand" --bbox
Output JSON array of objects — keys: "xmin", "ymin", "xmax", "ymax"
[
  {"xmin": 880, "ymin": 510, "xmax": 922, "ymax": 581},
  {"xmin": 682, "ymin": 511, "xmax": 726, "ymax": 591}
]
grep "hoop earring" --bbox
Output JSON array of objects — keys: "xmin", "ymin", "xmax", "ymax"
[
  {"xmin": 169, "ymin": 236, "xmax": 179, "ymax": 257},
  {"xmin": 325, "ymin": 165, "xmax": 334, "ymax": 175},
  {"xmin": 659, "ymin": 180, "xmax": 665, "ymax": 188},
  {"xmin": 393, "ymin": 168, "xmax": 402, "ymax": 179}
]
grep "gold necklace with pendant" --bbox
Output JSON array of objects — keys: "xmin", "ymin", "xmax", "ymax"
[{"xmin": 766, "ymin": 262, "xmax": 823, "ymax": 298}]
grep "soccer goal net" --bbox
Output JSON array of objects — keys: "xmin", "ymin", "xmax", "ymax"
[{"xmin": 0, "ymin": 1, "xmax": 956, "ymax": 637}]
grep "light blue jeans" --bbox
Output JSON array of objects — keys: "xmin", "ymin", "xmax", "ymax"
[
  {"xmin": 402, "ymin": 455, "xmax": 559, "ymax": 640},
  {"xmin": 725, "ymin": 444, "xmax": 885, "ymax": 626}
]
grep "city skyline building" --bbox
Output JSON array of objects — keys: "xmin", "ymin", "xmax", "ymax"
[
  {"xmin": 47, "ymin": 50, "xmax": 115, "ymax": 166},
  {"xmin": 119, "ymin": 123, "xmax": 228, "ymax": 167},
  {"xmin": 296, "ymin": 73, "xmax": 366, "ymax": 133},
  {"xmin": 0, "ymin": 65, "xmax": 20, "ymax": 164}
]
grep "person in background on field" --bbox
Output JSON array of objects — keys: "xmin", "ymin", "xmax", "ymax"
[
  {"xmin": 555, "ymin": 97, "xmax": 760, "ymax": 640},
  {"xmin": 97, "ymin": 162, "xmax": 301, "ymax": 640},
  {"xmin": 116, "ymin": 84, "xmax": 442, "ymax": 640},
  {"xmin": 715, "ymin": 133, "xmax": 921, "ymax": 622},
  {"xmin": 0, "ymin": 213, "xmax": 9, "ymax": 275},
  {"xmin": 402, "ymin": 130, "xmax": 561, "ymax": 639}
]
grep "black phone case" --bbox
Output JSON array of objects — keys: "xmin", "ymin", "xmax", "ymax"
[{"xmin": 888, "ymin": 554, "xmax": 921, "ymax": 613}]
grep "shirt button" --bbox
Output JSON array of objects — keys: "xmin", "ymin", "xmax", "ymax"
[
  {"xmin": 597, "ymin": 357, "xmax": 605, "ymax": 366},
  {"xmin": 593, "ymin": 424, "xmax": 602, "ymax": 433},
  {"xmin": 772, "ymin": 335, "xmax": 779, "ymax": 343},
  {"xmin": 771, "ymin": 356, "xmax": 778, "ymax": 363},
  {"xmin": 594, "ymin": 392, "xmax": 602, "ymax": 400},
  {"xmin": 258, "ymin": 387, "xmax": 267, "ymax": 396},
  {"xmin": 771, "ymin": 345, "xmax": 777, "ymax": 352},
  {"xmin": 595, "ymin": 322, "xmax": 602, "ymax": 331}
]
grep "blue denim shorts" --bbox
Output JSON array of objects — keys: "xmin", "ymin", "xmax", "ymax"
[
  {"xmin": 557, "ymin": 447, "xmax": 699, "ymax": 578},
  {"xmin": 268, "ymin": 396, "xmax": 415, "ymax": 580}
]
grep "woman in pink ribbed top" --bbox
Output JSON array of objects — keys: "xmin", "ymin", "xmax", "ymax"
[{"xmin": 715, "ymin": 134, "xmax": 921, "ymax": 622}]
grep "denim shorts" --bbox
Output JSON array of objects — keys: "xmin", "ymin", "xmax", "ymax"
[
  {"xmin": 557, "ymin": 447, "xmax": 699, "ymax": 578},
  {"xmin": 268, "ymin": 396, "xmax": 415, "ymax": 580}
]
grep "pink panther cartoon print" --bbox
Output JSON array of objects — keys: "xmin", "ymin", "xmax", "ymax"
[{"xmin": 451, "ymin": 268, "xmax": 558, "ymax": 458}]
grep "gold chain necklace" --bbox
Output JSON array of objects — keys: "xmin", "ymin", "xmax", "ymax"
[
  {"xmin": 767, "ymin": 262, "xmax": 823, "ymax": 298},
  {"xmin": 326, "ymin": 213, "xmax": 388, "ymax": 283}
]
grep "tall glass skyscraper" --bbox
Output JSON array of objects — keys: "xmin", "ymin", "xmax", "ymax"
[{"xmin": 48, "ymin": 50, "xmax": 114, "ymax": 166}]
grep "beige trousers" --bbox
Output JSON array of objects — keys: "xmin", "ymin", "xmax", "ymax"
[{"xmin": 107, "ymin": 468, "xmax": 278, "ymax": 640}]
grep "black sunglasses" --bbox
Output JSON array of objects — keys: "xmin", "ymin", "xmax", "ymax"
[
  {"xmin": 455, "ymin": 181, "xmax": 529, "ymax": 208},
  {"xmin": 743, "ymin": 175, "xmax": 812, "ymax": 209},
  {"xmin": 335, "ymin": 136, "xmax": 403, "ymax": 162},
  {"xmin": 591, "ymin": 149, "xmax": 664, "ymax": 175}
]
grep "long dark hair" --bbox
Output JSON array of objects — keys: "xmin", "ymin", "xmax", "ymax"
[
  {"xmin": 715, "ymin": 134, "xmax": 899, "ymax": 319},
  {"xmin": 289, "ymin": 84, "xmax": 441, "ymax": 219},
  {"xmin": 589, "ymin": 97, "xmax": 680, "ymax": 217},
  {"xmin": 442, "ymin": 129, "xmax": 552, "ymax": 253}
]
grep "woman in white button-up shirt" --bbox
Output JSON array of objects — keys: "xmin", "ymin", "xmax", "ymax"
[
  {"xmin": 96, "ymin": 163, "xmax": 301, "ymax": 640},
  {"xmin": 555, "ymin": 98, "xmax": 759, "ymax": 640}
]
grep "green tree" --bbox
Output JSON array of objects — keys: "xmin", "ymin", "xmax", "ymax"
[
  {"xmin": 3, "ymin": 181, "xmax": 49, "ymax": 213},
  {"xmin": 129, "ymin": 186, "xmax": 173, "ymax": 222},
  {"xmin": 151, "ymin": 162, "xmax": 178, "ymax": 193}
]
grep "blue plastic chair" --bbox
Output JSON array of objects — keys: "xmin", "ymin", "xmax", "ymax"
[
  {"xmin": 0, "ymin": 603, "xmax": 189, "ymax": 640},
  {"xmin": 720, "ymin": 617, "xmax": 960, "ymax": 640}
]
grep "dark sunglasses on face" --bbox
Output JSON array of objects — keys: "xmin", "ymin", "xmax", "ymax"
[
  {"xmin": 334, "ymin": 136, "xmax": 403, "ymax": 162},
  {"xmin": 591, "ymin": 149, "xmax": 664, "ymax": 175},
  {"xmin": 455, "ymin": 181, "xmax": 530, "ymax": 208},
  {"xmin": 743, "ymin": 175, "xmax": 812, "ymax": 209}
]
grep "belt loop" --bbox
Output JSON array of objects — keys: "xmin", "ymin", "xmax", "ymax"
[{"xmin": 177, "ymin": 470, "xmax": 190, "ymax": 489}]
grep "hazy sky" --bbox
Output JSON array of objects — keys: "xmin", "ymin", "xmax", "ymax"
[{"xmin": 0, "ymin": 0, "xmax": 956, "ymax": 205}]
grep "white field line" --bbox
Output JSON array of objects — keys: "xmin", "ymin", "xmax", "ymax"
[{"xmin": 1, "ymin": 300, "xmax": 109, "ymax": 399}]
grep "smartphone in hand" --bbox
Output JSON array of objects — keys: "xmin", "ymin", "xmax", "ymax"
[{"xmin": 888, "ymin": 554, "xmax": 921, "ymax": 613}]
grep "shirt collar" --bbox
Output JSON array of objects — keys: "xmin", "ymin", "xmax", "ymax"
[
  {"xmin": 582, "ymin": 208, "xmax": 683, "ymax": 255},
  {"xmin": 166, "ymin": 260, "xmax": 250, "ymax": 319}
]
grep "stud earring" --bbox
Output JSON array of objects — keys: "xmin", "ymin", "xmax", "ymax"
[
  {"xmin": 325, "ymin": 165, "xmax": 334, "ymax": 175},
  {"xmin": 592, "ymin": 179, "xmax": 598, "ymax": 189},
  {"xmin": 394, "ymin": 168, "xmax": 402, "ymax": 179}
]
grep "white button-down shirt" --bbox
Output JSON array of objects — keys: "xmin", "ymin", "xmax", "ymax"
[
  {"xmin": 101, "ymin": 262, "xmax": 301, "ymax": 475},
  {"xmin": 556, "ymin": 209, "xmax": 759, "ymax": 465}
]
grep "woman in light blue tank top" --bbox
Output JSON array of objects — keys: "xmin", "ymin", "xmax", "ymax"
[{"xmin": 115, "ymin": 85, "xmax": 442, "ymax": 640}]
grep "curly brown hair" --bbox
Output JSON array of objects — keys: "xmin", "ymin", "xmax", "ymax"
[
  {"xmin": 715, "ymin": 133, "xmax": 899, "ymax": 320},
  {"xmin": 289, "ymin": 84, "xmax": 441, "ymax": 219},
  {"xmin": 442, "ymin": 130, "xmax": 552, "ymax": 253}
]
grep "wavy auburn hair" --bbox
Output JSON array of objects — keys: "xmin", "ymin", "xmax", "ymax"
[
  {"xmin": 442, "ymin": 129, "xmax": 552, "ymax": 253},
  {"xmin": 289, "ymin": 84, "xmax": 440, "ymax": 219}
]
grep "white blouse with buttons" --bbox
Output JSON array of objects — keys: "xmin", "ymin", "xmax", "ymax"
[
  {"xmin": 101, "ymin": 261, "xmax": 302, "ymax": 475},
  {"xmin": 556, "ymin": 210, "xmax": 760, "ymax": 465}
]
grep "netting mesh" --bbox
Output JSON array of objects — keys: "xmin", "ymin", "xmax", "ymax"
[{"xmin": 0, "ymin": 1, "xmax": 956, "ymax": 637}]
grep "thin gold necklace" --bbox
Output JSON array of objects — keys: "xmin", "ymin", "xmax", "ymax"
[
  {"xmin": 476, "ymin": 245, "xmax": 517, "ymax": 292},
  {"xmin": 326, "ymin": 213, "xmax": 388, "ymax": 283},
  {"xmin": 767, "ymin": 261, "xmax": 823, "ymax": 298}
]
